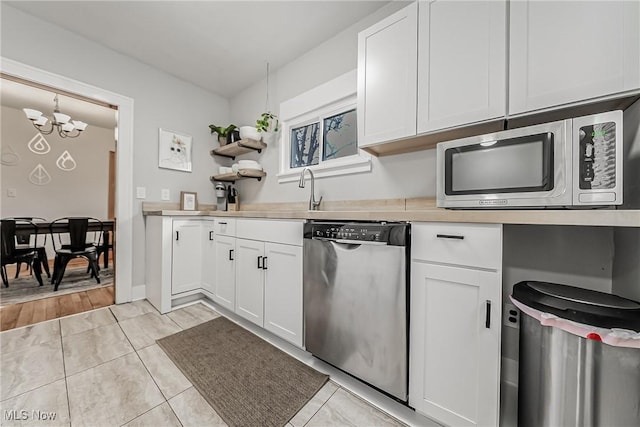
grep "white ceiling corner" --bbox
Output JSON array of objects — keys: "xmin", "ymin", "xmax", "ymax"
[{"xmin": 5, "ymin": 1, "xmax": 392, "ymax": 99}]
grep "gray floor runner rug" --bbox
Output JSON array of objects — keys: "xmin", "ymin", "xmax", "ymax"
[{"xmin": 157, "ymin": 316, "xmax": 328, "ymax": 427}]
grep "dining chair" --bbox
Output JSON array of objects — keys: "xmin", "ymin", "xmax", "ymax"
[
  {"xmin": 8, "ymin": 216, "xmax": 51, "ymax": 279},
  {"xmin": 49, "ymin": 217, "xmax": 103, "ymax": 291},
  {"xmin": 1, "ymin": 219, "xmax": 45, "ymax": 287}
]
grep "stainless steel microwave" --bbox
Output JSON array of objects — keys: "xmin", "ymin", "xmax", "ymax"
[{"xmin": 436, "ymin": 111, "xmax": 623, "ymax": 208}]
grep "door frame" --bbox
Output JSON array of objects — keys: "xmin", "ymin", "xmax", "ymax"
[{"xmin": 1, "ymin": 57, "xmax": 134, "ymax": 304}]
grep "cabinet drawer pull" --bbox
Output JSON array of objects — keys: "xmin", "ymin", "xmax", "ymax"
[
  {"xmin": 485, "ymin": 300, "xmax": 491, "ymax": 329},
  {"xmin": 436, "ymin": 234, "xmax": 464, "ymax": 240},
  {"xmin": 257, "ymin": 256, "xmax": 263, "ymax": 269},
  {"xmin": 262, "ymin": 256, "xmax": 268, "ymax": 270},
  {"xmin": 209, "ymin": 231, "xmax": 214, "ymax": 241},
  {"xmin": 229, "ymin": 249, "xmax": 234, "ymax": 261},
  {"xmin": 218, "ymin": 222, "xmax": 227, "ymax": 225},
  {"xmin": 176, "ymin": 231, "xmax": 179, "ymax": 241}
]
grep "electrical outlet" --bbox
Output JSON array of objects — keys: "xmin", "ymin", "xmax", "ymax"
[
  {"xmin": 161, "ymin": 189, "xmax": 170, "ymax": 201},
  {"xmin": 7, "ymin": 188, "xmax": 17, "ymax": 198},
  {"xmin": 136, "ymin": 187, "xmax": 146, "ymax": 199},
  {"xmin": 503, "ymin": 303, "xmax": 520, "ymax": 329}
]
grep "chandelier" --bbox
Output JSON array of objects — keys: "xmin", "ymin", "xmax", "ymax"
[{"xmin": 23, "ymin": 94, "xmax": 88, "ymax": 138}]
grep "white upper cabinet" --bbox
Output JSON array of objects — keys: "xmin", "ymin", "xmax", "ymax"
[
  {"xmin": 417, "ymin": 0, "xmax": 506, "ymax": 133},
  {"xmin": 358, "ymin": 1, "xmax": 418, "ymax": 147},
  {"xmin": 509, "ymin": 0, "xmax": 640, "ymax": 115}
]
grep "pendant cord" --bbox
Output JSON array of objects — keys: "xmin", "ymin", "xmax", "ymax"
[{"xmin": 265, "ymin": 62, "xmax": 270, "ymax": 112}]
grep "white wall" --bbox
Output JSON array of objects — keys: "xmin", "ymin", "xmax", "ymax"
[
  {"xmin": 1, "ymin": 105, "xmax": 114, "ymax": 219},
  {"xmin": 1, "ymin": 4, "xmax": 228, "ymax": 289},
  {"xmin": 228, "ymin": 1, "xmax": 434, "ymax": 204}
]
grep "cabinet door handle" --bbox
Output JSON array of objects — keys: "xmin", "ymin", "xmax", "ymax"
[
  {"xmin": 485, "ymin": 300, "xmax": 491, "ymax": 329},
  {"xmin": 257, "ymin": 256, "xmax": 263, "ymax": 269},
  {"xmin": 262, "ymin": 256, "xmax": 268, "ymax": 270},
  {"xmin": 209, "ymin": 231, "xmax": 214, "ymax": 241},
  {"xmin": 176, "ymin": 231, "xmax": 179, "ymax": 241},
  {"xmin": 219, "ymin": 222, "xmax": 227, "ymax": 225},
  {"xmin": 229, "ymin": 249, "xmax": 234, "ymax": 261},
  {"xmin": 437, "ymin": 234, "xmax": 464, "ymax": 240}
]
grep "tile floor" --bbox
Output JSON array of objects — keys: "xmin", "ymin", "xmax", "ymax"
[{"xmin": 0, "ymin": 300, "xmax": 406, "ymax": 427}]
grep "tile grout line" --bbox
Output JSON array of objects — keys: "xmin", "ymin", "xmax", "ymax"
[
  {"xmin": 300, "ymin": 385, "xmax": 339, "ymax": 427},
  {"xmin": 113, "ymin": 308, "xmax": 185, "ymax": 427},
  {"xmin": 59, "ymin": 319, "xmax": 73, "ymax": 426}
]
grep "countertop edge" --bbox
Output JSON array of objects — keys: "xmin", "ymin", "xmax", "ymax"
[{"xmin": 142, "ymin": 208, "xmax": 640, "ymax": 227}]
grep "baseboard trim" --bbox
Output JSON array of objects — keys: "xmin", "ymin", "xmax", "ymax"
[{"xmin": 131, "ymin": 284, "xmax": 146, "ymax": 301}]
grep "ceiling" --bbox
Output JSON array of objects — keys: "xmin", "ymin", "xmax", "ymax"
[
  {"xmin": 1, "ymin": 78, "xmax": 118, "ymax": 129},
  {"xmin": 6, "ymin": 1, "xmax": 392, "ymax": 99}
]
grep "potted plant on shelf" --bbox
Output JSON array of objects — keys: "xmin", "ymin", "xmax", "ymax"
[
  {"xmin": 256, "ymin": 112, "xmax": 279, "ymax": 144},
  {"xmin": 209, "ymin": 124, "xmax": 239, "ymax": 146}
]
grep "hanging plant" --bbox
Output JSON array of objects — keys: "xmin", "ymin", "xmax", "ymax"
[{"xmin": 256, "ymin": 112, "xmax": 279, "ymax": 133}]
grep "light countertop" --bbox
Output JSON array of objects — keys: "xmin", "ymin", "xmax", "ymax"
[{"xmin": 142, "ymin": 200, "xmax": 640, "ymax": 227}]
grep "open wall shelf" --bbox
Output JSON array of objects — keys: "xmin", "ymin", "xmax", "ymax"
[
  {"xmin": 210, "ymin": 169, "xmax": 267, "ymax": 182},
  {"xmin": 210, "ymin": 138, "xmax": 267, "ymax": 160}
]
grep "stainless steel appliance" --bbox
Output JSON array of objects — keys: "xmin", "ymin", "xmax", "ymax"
[
  {"xmin": 303, "ymin": 221, "xmax": 410, "ymax": 402},
  {"xmin": 512, "ymin": 281, "xmax": 640, "ymax": 427},
  {"xmin": 437, "ymin": 110, "xmax": 623, "ymax": 208}
]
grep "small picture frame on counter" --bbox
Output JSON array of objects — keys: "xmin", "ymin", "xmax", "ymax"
[{"xmin": 180, "ymin": 191, "xmax": 198, "ymax": 211}]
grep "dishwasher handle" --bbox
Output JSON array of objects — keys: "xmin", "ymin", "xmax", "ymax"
[{"xmin": 316, "ymin": 238, "xmax": 388, "ymax": 246}]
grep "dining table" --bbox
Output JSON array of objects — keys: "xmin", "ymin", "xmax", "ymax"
[{"xmin": 14, "ymin": 219, "xmax": 115, "ymax": 269}]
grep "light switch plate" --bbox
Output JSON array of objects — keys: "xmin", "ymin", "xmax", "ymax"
[
  {"xmin": 136, "ymin": 187, "xmax": 146, "ymax": 199},
  {"xmin": 7, "ymin": 188, "xmax": 17, "ymax": 198},
  {"xmin": 161, "ymin": 189, "xmax": 170, "ymax": 201}
]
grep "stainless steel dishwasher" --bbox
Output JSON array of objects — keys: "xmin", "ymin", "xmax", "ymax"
[{"xmin": 303, "ymin": 221, "xmax": 410, "ymax": 402}]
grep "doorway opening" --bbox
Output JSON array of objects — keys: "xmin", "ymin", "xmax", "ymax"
[{"xmin": 0, "ymin": 74, "xmax": 118, "ymax": 330}]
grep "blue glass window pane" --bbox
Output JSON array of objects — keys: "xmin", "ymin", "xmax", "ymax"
[
  {"xmin": 323, "ymin": 109, "xmax": 357, "ymax": 161},
  {"xmin": 290, "ymin": 122, "xmax": 320, "ymax": 168}
]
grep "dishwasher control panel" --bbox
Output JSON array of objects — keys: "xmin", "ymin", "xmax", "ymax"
[{"xmin": 304, "ymin": 221, "xmax": 409, "ymax": 246}]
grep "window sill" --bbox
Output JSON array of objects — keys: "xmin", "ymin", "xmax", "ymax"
[{"xmin": 277, "ymin": 157, "xmax": 371, "ymax": 183}]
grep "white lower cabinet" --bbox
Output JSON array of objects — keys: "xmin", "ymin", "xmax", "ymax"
[
  {"xmin": 263, "ymin": 242, "xmax": 303, "ymax": 346},
  {"xmin": 212, "ymin": 234, "xmax": 236, "ymax": 311},
  {"xmin": 235, "ymin": 238, "xmax": 265, "ymax": 325},
  {"xmin": 410, "ymin": 222, "xmax": 502, "ymax": 427},
  {"xmin": 234, "ymin": 219, "xmax": 304, "ymax": 347},
  {"xmin": 145, "ymin": 217, "xmax": 215, "ymax": 313}
]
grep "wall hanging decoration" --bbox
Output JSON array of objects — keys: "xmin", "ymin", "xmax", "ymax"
[
  {"xmin": 29, "ymin": 164, "xmax": 51, "ymax": 185},
  {"xmin": 158, "ymin": 128, "xmax": 192, "ymax": 172},
  {"xmin": 56, "ymin": 150, "xmax": 77, "ymax": 171},
  {"xmin": 27, "ymin": 133, "xmax": 51, "ymax": 155},
  {"xmin": 1, "ymin": 145, "xmax": 21, "ymax": 166},
  {"xmin": 23, "ymin": 94, "xmax": 88, "ymax": 138}
]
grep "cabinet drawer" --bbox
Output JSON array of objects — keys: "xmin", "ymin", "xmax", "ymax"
[
  {"xmin": 412, "ymin": 222, "xmax": 502, "ymax": 270},
  {"xmin": 236, "ymin": 219, "xmax": 303, "ymax": 246},
  {"xmin": 214, "ymin": 218, "xmax": 236, "ymax": 236}
]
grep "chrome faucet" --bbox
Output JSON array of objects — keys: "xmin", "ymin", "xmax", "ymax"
[{"xmin": 298, "ymin": 167, "xmax": 322, "ymax": 211}]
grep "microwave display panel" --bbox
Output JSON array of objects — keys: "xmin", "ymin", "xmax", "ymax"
[
  {"xmin": 578, "ymin": 121, "xmax": 616, "ymax": 190},
  {"xmin": 445, "ymin": 133, "xmax": 554, "ymax": 195}
]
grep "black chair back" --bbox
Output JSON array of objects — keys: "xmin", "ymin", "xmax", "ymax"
[
  {"xmin": 5, "ymin": 217, "xmax": 46, "ymax": 246},
  {"xmin": 50, "ymin": 217, "xmax": 103, "ymax": 252},
  {"xmin": 1, "ymin": 219, "xmax": 17, "ymax": 258}
]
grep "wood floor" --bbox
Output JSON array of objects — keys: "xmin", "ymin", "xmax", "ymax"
[{"xmin": 0, "ymin": 284, "xmax": 114, "ymax": 332}]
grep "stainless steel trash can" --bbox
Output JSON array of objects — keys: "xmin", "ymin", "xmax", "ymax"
[{"xmin": 512, "ymin": 281, "xmax": 640, "ymax": 427}]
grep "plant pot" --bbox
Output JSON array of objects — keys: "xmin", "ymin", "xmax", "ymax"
[
  {"xmin": 218, "ymin": 135, "xmax": 227, "ymax": 146},
  {"xmin": 227, "ymin": 130, "xmax": 241, "ymax": 144}
]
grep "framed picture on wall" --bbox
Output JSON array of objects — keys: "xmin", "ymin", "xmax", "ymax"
[
  {"xmin": 180, "ymin": 191, "xmax": 198, "ymax": 211},
  {"xmin": 158, "ymin": 128, "xmax": 192, "ymax": 172}
]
